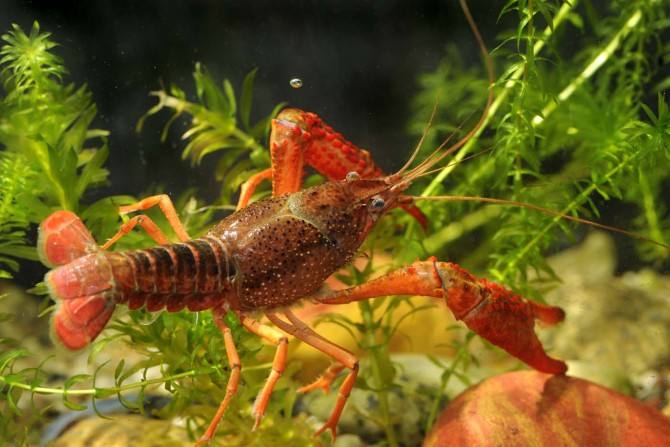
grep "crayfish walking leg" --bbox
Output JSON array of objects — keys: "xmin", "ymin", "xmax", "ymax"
[
  {"xmin": 117, "ymin": 194, "xmax": 191, "ymax": 242},
  {"xmin": 101, "ymin": 194, "xmax": 191, "ymax": 250},
  {"xmin": 266, "ymin": 311, "xmax": 359, "ymax": 440},
  {"xmin": 196, "ymin": 311, "xmax": 291, "ymax": 443},
  {"xmin": 196, "ymin": 308, "xmax": 242, "ymax": 446},
  {"xmin": 238, "ymin": 315, "xmax": 289, "ymax": 429}
]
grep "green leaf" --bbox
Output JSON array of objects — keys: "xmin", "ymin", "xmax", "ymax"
[
  {"xmin": 114, "ymin": 359, "xmax": 126, "ymax": 382},
  {"xmin": 0, "ymin": 348, "xmax": 29, "ymax": 372},
  {"xmin": 62, "ymin": 374, "xmax": 92, "ymax": 411},
  {"xmin": 240, "ymin": 68, "xmax": 258, "ymax": 130},
  {"xmin": 46, "ymin": 143, "xmax": 78, "ymax": 209},
  {"xmin": 5, "ymin": 383, "xmax": 24, "ymax": 414},
  {"xmin": 76, "ymin": 145, "xmax": 109, "ymax": 198},
  {"xmin": 223, "ymin": 79, "xmax": 236, "ymax": 117}
]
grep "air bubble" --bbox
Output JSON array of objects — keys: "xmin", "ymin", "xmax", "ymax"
[
  {"xmin": 346, "ymin": 171, "xmax": 361, "ymax": 182},
  {"xmin": 290, "ymin": 78, "xmax": 303, "ymax": 89}
]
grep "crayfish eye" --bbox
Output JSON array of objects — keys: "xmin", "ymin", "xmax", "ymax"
[
  {"xmin": 346, "ymin": 171, "xmax": 361, "ymax": 182},
  {"xmin": 370, "ymin": 196, "xmax": 385, "ymax": 210}
]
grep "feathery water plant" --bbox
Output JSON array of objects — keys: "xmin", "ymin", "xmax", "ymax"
[
  {"xmin": 0, "ymin": 22, "xmax": 111, "ymax": 277},
  {"xmin": 137, "ymin": 1, "xmax": 670, "ymax": 445},
  {"xmin": 408, "ymin": 0, "xmax": 670, "ymax": 293},
  {"xmin": 138, "ymin": 64, "xmax": 282, "ymax": 205}
]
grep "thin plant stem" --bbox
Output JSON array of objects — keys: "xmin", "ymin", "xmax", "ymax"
[
  {"xmin": 531, "ymin": 8, "xmax": 643, "ymax": 126},
  {"xmin": 499, "ymin": 155, "xmax": 633, "ymax": 278},
  {"xmin": 0, "ymin": 362, "xmax": 273, "ymax": 397},
  {"xmin": 638, "ymin": 168, "xmax": 667, "ymax": 248},
  {"xmin": 424, "ymin": 348, "xmax": 467, "ymax": 434},
  {"xmin": 0, "ymin": 369, "xmax": 205, "ymax": 396},
  {"xmin": 358, "ymin": 300, "xmax": 399, "ymax": 447}
]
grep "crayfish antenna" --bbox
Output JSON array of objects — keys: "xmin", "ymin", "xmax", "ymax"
[
  {"xmin": 414, "ymin": 195, "xmax": 670, "ymax": 251},
  {"xmin": 398, "ymin": 0, "xmax": 495, "ymax": 185},
  {"xmin": 394, "ymin": 98, "xmax": 440, "ymax": 178}
]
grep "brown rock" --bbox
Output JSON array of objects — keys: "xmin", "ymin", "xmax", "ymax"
[{"xmin": 424, "ymin": 370, "xmax": 670, "ymax": 447}]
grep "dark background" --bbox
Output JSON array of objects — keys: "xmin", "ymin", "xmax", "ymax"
[{"xmin": 0, "ymin": 0, "xmax": 499, "ymax": 200}]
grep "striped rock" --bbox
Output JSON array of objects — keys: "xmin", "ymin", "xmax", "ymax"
[{"xmin": 424, "ymin": 370, "xmax": 670, "ymax": 447}]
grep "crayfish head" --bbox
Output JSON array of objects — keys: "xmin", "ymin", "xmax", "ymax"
[
  {"xmin": 289, "ymin": 172, "xmax": 414, "ymax": 253},
  {"xmin": 342, "ymin": 171, "xmax": 412, "ymax": 225}
]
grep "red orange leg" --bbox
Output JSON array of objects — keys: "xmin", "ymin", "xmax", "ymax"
[
  {"xmin": 234, "ymin": 110, "xmax": 315, "ymax": 207},
  {"xmin": 268, "ymin": 111, "xmax": 307, "ymax": 195},
  {"xmin": 239, "ymin": 315, "xmax": 288, "ymax": 430},
  {"xmin": 297, "ymin": 363, "xmax": 346, "ymax": 395},
  {"xmin": 266, "ymin": 311, "xmax": 358, "ymax": 440},
  {"xmin": 283, "ymin": 309, "xmax": 346, "ymax": 395},
  {"xmin": 312, "ymin": 259, "xmax": 567, "ymax": 375},
  {"xmin": 196, "ymin": 307, "xmax": 242, "ymax": 446},
  {"xmin": 236, "ymin": 168, "xmax": 272, "ymax": 210},
  {"xmin": 118, "ymin": 194, "xmax": 190, "ymax": 242},
  {"xmin": 101, "ymin": 215, "xmax": 169, "ymax": 250}
]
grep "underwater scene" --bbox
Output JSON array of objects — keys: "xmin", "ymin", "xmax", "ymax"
[{"xmin": 1, "ymin": 0, "xmax": 670, "ymax": 446}]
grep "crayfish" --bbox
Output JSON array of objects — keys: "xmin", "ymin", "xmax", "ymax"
[{"xmin": 37, "ymin": 1, "xmax": 647, "ymax": 444}]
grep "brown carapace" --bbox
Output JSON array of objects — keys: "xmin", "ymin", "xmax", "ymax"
[{"xmin": 36, "ymin": 0, "xmax": 573, "ymax": 444}]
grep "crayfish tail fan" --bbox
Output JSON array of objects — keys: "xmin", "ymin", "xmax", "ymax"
[
  {"xmin": 44, "ymin": 251, "xmax": 118, "ymax": 350},
  {"xmin": 38, "ymin": 210, "xmax": 99, "ymax": 267},
  {"xmin": 39, "ymin": 210, "xmax": 117, "ymax": 349},
  {"xmin": 51, "ymin": 294, "xmax": 115, "ymax": 350}
]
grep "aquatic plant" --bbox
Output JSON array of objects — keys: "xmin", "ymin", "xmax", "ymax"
[
  {"xmin": 0, "ymin": 0, "xmax": 669, "ymax": 445},
  {"xmin": 0, "ymin": 22, "xmax": 111, "ymax": 278},
  {"xmin": 325, "ymin": 0, "xmax": 670, "ymax": 442},
  {"xmin": 137, "ymin": 64, "xmax": 282, "ymax": 205},
  {"xmin": 409, "ymin": 0, "xmax": 670, "ymax": 288}
]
